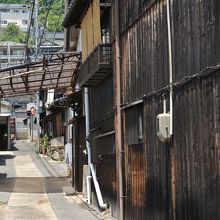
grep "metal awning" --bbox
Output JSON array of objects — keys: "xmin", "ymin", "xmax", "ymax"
[{"xmin": 0, "ymin": 52, "xmax": 81, "ymax": 97}]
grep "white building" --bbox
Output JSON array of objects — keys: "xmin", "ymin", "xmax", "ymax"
[
  {"xmin": 0, "ymin": 41, "xmax": 26, "ymax": 69},
  {"xmin": 0, "ymin": 3, "xmax": 31, "ymax": 32}
]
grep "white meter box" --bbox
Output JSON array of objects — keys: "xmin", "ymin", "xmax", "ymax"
[{"xmin": 156, "ymin": 113, "xmax": 171, "ymax": 142}]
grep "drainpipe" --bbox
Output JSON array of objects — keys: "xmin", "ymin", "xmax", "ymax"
[
  {"xmin": 166, "ymin": 1, "xmax": 176, "ymax": 219},
  {"xmin": 36, "ymin": 91, "xmax": 40, "ymax": 154},
  {"xmin": 84, "ymin": 87, "xmax": 92, "ymax": 204},
  {"xmin": 84, "ymin": 87, "xmax": 107, "ymax": 209},
  {"xmin": 115, "ymin": 0, "xmax": 124, "ymax": 219},
  {"xmin": 90, "ymin": 163, "xmax": 107, "ymax": 209},
  {"xmin": 166, "ymin": 0, "xmax": 173, "ymax": 136}
]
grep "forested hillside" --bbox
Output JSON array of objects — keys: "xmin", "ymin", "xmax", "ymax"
[{"xmin": 0, "ymin": 0, "xmax": 64, "ymax": 32}]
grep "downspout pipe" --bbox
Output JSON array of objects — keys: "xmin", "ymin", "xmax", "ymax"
[
  {"xmin": 90, "ymin": 163, "xmax": 107, "ymax": 209},
  {"xmin": 84, "ymin": 87, "xmax": 92, "ymax": 204},
  {"xmin": 86, "ymin": 176, "xmax": 92, "ymax": 205},
  {"xmin": 84, "ymin": 87, "xmax": 107, "ymax": 209},
  {"xmin": 115, "ymin": 0, "xmax": 124, "ymax": 219},
  {"xmin": 166, "ymin": 0, "xmax": 173, "ymax": 136}
]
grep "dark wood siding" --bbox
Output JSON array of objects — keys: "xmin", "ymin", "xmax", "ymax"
[
  {"xmin": 144, "ymin": 98, "xmax": 169, "ymax": 219},
  {"xmin": 89, "ymin": 74, "xmax": 115, "ymax": 162},
  {"xmin": 90, "ymin": 73, "xmax": 114, "ymax": 124},
  {"xmin": 114, "ymin": 0, "xmax": 220, "ymax": 219},
  {"xmin": 173, "ymin": 72, "xmax": 220, "ymax": 220},
  {"xmin": 97, "ymin": 154, "xmax": 117, "ymax": 218},
  {"xmin": 119, "ymin": 0, "xmax": 220, "ymax": 104},
  {"xmin": 120, "ymin": 0, "xmax": 169, "ymax": 103},
  {"xmin": 124, "ymin": 143, "xmax": 146, "ymax": 220},
  {"xmin": 88, "ymin": 73, "xmax": 117, "ymax": 212}
]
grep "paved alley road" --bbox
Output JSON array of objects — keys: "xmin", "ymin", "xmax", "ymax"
[{"xmin": 0, "ymin": 140, "xmax": 100, "ymax": 220}]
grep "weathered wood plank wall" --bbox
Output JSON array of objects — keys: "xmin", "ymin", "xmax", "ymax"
[
  {"xmin": 113, "ymin": 0, "xmax": 220, "ymax": 219},
  {"xmin": 119, "ymin": 0, "xmax": 220, "ymax": 103},
  {"xmin": 173, "ymin": 72, "xmax": 220, "ymax": 220},
  {"xmin": 97, "ymin": 154, "xmax": 117, "ymax": 218},
  {"xmin": 88, "ymin": 73, "xmax": 117, "ymax": 212},
  {"xmin": 144, "ymin": 97, "xmax": 169, "ymax": 220}
]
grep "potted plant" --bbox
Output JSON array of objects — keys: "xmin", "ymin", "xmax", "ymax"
[{"xmin": 42, "ymin": 133, "xmax": 50, "ymax": 155}]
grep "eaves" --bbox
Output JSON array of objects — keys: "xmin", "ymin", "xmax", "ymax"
[{"xmin": 62, "ymin": 0, "xmax": 92, "ymax": 28}]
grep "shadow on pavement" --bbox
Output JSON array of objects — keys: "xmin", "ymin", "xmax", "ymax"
[
  {"xmin": 10, "ymin": 144, "xmax": 19, "ymax": 151},
  {"xmin": 0, "ymin": 153, "xmax": 16, "ymax": 193},
  {"xmin": 0, "ymin": 154, "xmax": 15, "ymax": 165},
  {"xmin": 0, "ymin": 177, "xmax": 71, "ymax": 194}
]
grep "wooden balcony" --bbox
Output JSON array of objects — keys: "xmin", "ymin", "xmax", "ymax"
[{"xmin": 79, "ymin": 44, "xmax": 112, "ymax": 87}]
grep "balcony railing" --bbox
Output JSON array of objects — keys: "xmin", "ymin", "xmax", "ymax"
[{"xmin": 79, "ymin": 44, "xmax": 112, "ymax": 87}]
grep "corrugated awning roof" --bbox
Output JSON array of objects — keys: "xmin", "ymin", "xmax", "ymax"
[{"xmin": 0, "ymin": 52, "xmax": 81, "ymax": 97}]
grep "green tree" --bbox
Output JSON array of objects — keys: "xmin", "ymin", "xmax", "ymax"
[
  {"xmin": 38, "ymin": 0, "xmax": 64, "ymax": 33},
  {"xmin": 0, "ymin": 23, "xmax": 25, "ymax": 43},
  {"xmin": 0, "ymin": 0, "xmax": 64, "ymax": 33},
  {"xmin": 0, "ymin": 0, "xmax": 27, "ymax": 3}
]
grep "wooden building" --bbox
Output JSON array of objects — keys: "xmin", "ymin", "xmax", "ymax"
[
  {"xmin": 63, "ymin": 0, "xmax": 117, "ymax": 215},
  {"xmin": 63, "ymin": 0, "xmax": 220, "ymax": 219}
]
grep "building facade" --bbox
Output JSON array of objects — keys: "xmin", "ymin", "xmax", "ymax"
[
  {"xmin": 0, "ymin": 3, "xmax": 31, "ymax": 32},
  {"xmin": 62, "ymin": 0, "xmax": 220, "ymax": 220},
  {"xmin": 0, "ymin": 41, "xmax": 26, "ymax": 69}
]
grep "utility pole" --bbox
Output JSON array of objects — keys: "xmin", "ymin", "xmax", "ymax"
[
  {"xmin": 35, "ymin": 0, "xmax": 39, "ymax": 61},
  {"xmin": 7, "ymin": 42, "xmax": 10, "ymax": 68},
  {"xmin": 35, "ymin": 0, "xmax": 40, "ymax": 153}
]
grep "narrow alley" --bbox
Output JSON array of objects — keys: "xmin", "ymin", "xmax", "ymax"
[
  {"xmin": 0, "ymin": 0, "xmax": 219, "ymax": 219},
  {"xmin": 0, "ymin": 140, "xmax": 102, "ymax": 220}
]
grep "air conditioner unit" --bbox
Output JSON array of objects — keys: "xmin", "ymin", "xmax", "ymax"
[{"xmin": 156, "ymin": 113, "xmax": 171, "ymax": 142}]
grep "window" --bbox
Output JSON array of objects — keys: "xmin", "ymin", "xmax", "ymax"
[
  {"xmin": 0, "ymin": 9, "xmax": 10, "ymax": 12},
  {"xmin": 22, "ymin": 20, "xmax": 28, "ymax": 25},
  {"xmin": 13, "ymin": 9, "xmax": 19, "ymax": 13},
  {"xmin": 0, "ymin": 50, "xmax": 8, "ymax": 55},
  {"xmin": 101, "ymin": 5, "xmax": 111, "ymax": 44},
  {"xmin": 125, "ymin": 104, "xmax": 143, "ymax": 145},
  {"xmin": 1, "ymin": 20, "xmax": 7, "ymax": 24},
  {"xmin": 22, "ymin": 10, "xmax": 27, "ymax": 13},
  {"xmin": 10, "ymin": 50, "xmax": 24, "ymax": 56}
]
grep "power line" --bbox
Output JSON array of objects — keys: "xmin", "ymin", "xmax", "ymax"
[
  {"xmin": 25, "ymin": 0, "xmax": 35, "ymax": 62},
  {"xmin": 38, "ymin": 0, "xmax": 54, "ymax": 49}
]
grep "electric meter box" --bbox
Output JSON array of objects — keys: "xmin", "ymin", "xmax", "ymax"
[{"xmin": 156, "ymin": 113, "xmax": 171, "ymax": 142}]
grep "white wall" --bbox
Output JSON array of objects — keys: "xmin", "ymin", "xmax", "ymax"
[
  {"xmin": 0, "ymin": 4, "xmax": 31, "ymax": 31},
  {"xmin": 65, "ymin": 107, "xmax": 73, "ymax": 143}
]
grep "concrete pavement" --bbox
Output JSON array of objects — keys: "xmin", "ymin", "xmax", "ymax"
[{"xmin": 0, "ymin": 140, "xmax": 102, "ymax": 220}]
